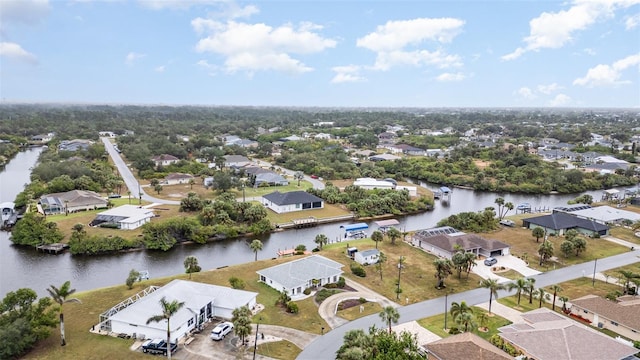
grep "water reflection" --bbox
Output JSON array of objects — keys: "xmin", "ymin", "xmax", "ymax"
[{"xmin": 0, "ymin": 149, "xmax": 616, "ymax": 297}]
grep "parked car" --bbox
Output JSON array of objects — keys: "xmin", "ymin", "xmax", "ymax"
[
  {"xmin": 108, "ymin": 194, "xmax": 122, "ymax": 198},
  {"xmin": 310, "ymin": 174, "xmax": 319, "ymax": 179},
  {"xmin": 141, "ymin": 338, "xmax": 177, "ymax": 355},
  {"xmin": 484, "ymin": 257, "xmax": 498, "ymax": 266},
  {"xmin": 210, "ymin": 321, "xmax": 234, "ymax": 341}
]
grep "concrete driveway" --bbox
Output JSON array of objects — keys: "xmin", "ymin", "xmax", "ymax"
[{"xmin": 472, "ymin": 255, "xmax": 541, "ymax": 283}]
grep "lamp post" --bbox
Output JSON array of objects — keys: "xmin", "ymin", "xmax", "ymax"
[
  {"xmin": 253, "ymin": 317, "xmax": 262, "ymax": 360},
  {"xmin": 444, "ymin": 292, "xmax": 449, "ymax": 331},
  {"xmin": 592, "ymin": 258, "xmax": 598, "ymax": 287},
  {"xmin": 396, "ymin": 256, "xmax": 404, "ymax": 300}
]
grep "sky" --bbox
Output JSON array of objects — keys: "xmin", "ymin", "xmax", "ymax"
[{"xmin": 0, "ymin": 0, "xmax": 639, "ymax": 108}]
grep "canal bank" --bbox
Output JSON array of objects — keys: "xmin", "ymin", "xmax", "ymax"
[{"xmin": 0, "ymin": 148, "xmax": 623, "ymax": 298}]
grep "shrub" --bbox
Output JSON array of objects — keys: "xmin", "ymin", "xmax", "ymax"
[
  {"xmin": 337, "ymin": 277, "xmax": 346, "ymax": 288},
  {"xmin": 229, "ymin": 276, "xmax": 245, "ymax": 289},
  {"xmin": 315, "ymin": 289, "xmax": 340, "ymax": 304},
  {"xmin": 358, "ymin": 297, "xmax": 367, "ymax": 304},
  {"xmin": 295, "ymin": 244, "xmax": 307, "ymax": 251},
  {"xmin": 350, "ymin": 264, "xmax": 366, "ymax": 277},
  {"xmin": 303, "ymin": 288, "xmax": 311, "ymax": 295},
  {"xmin": 286, "ymin": 301, "xmax": 299, "ymax": 314},
  {"xmin": 325, "ymin": 283, "xmax": 337, "ymax": 289}
]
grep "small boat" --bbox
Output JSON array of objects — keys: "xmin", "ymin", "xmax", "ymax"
[
  {"xmin": 516, "ymin": 202, "xmax": 531, "ymax": 210},
  {"xmin": 1, "ymin": 202, "xmax": 15, "ymax": 222}
]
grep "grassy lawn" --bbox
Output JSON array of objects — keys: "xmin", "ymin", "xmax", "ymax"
[
  {"xmin": 256, "ymin": 340, "xmax": 301, "ymax": 360},
  {"xmin": 609, "ymin": 226, "xmax": 640, "ymax": 245},
  {"xmin": 602, "ymin": 263, "xmax": 640, "ymax": 284},
  {"xmin": 417, "ymin": 306, "xmax": 511, "ymax": 341},
  {"xmin": 497, "ymin": 277, "xmax": 627, "ymax": 314},
  {"xmin": 25, "ymin": 256, "xmax": 330, "ymax": 360},
  {"xmin": 47, "ymin": 204, "xmax": 183, "ymax": 241},
  {"xmin": 493, "ymin": 269, "xmax": 522, "ymax": 280},
  {"xmin": 147, "ymin": 181, "xmax": 314, "ymax": 202},
  {"xmin": 478, "ymin": 225, "xmax": 631, "ymax": 272},
  {"xmin": 337, "ymin": 301, "xmax": 383, "ymax": 321},
  {"xmin": 318, "ymin": 239, "xmax": 483, "ymax": 304}
]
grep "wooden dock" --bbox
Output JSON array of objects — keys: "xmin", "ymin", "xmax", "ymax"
[
  {"xmin": 291, "ymin": 217, "xmax": 318, "ymax": 228},
  {"xmin": 36, "ymin": 243, "xmax": 69, "ymax": 254}
]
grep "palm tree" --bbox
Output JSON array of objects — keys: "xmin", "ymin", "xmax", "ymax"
[
  {"xmin": 455, "ymin": 311, "xmax": 477, "ymax": 332},
  {"xmin": 549, "ymin": 285, "xmax": 563, "ymax": 311},
  {"xmin": 532, "ymin": 227, "xmax": 545, "ymax": 243},
  {"xmin": 387, "ymin": 227, "xmax": 402, "ymax": 245},
  {"xmin": 463, "ymin": 252, "xmax": 476, "ymax": 278},
  {"xmin": 479, "ymin": 278, "xmax": 505, "ymax": 314},
  {"xmin": 508, "ymin": 277, "xmax": 528, "ymax": 306},
  {"xmin": 294, "ymin": 171, "xmax": 304, "ymax": 186},
  {"xmin": 535, "ymin": 287, "xmax": 548, "ymax": 308},
  {"xmin": 526, "ymin": 278, "xmax": 536, "ymax": 304},
  {"xmin": 449, "ymin": 301, "xmax": 473, "ymax": 322},
  {"xmin": 314, "ymin": 234, "xmax": 328, "ymax": 250},
  {"xmin": 371, "ymin": 230, "xmax": 383, "ymax": 249},
  {"xmin": 183, "ymin": 256, "xmax": 201, "ymax": 279},
  {"xmin": 250, "ymin": 239, "xmax": 263, "ymax": 261},
  {"xmin": 232, "ymin": 305, "xmax": 252, "ymax": 344},
  {"xmin": 538, "ymin": 240, "xmax": 554, "ymax": 266},
  {"xmin": 559, "ymin": 296, "xmax": 569, "ymax": 311},
  {"xmin": 375, "ymin": 251, "xmax": 387, "ymax": 281},
  {"xmin": 47, "ymin": 281, "xmax": 81, "ymax": 346},
  {"xmin": 379, "ymin": 306, "xmax": 400, "ymax": 334},
  {"xmin": 434, "ymin": 258, "xmax": 454, "ymax": 289},
  {"xmin": 146, "ymin": 296, "xmax": 185, "ymax": 360},
  {"xmin": 618, "ymin": 270, "xmax": 640, "ymax": 294}
]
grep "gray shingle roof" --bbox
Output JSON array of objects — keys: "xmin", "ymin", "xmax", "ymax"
[
  {"xmin": 262, "ymin": 191, "xmax": 322, "ymax": 206},
  {"xmin": 523, "ymin": 212, "xmax": 608, "ymax": 232},
  {"xmin": 256, "ymin": 255, "xmax": 343, "ymax": 289},
  {"xmin": 413, "ymin": 232, "xmax": 509, "ymax": 253}
]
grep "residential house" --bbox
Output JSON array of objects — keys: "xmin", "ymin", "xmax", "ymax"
[
  {"xmin": 560, "ymin": 205, "xmax": 640, "ymax": 225},
  {"xmin": 262, "ymin": 191, "xmax": 323, "ymax": 213},
  {"xmin": 314, "ymin": 133, "xmax": 332, "ymax": 140},
  {"xmin": 256, "ymin": 255, "xmax": 343, "ymax": 298},
  {"xmin": 354, "ymin": 249, "xmax": 381, "ymax": 265},
  {"xmin": 91, "ymin": 205, "xmax": 155, "ymax": 230},
  {"xmin": 369, "ymin": 154, "xmax": 401, "ymax": 162},
  {"xmin": 39, "ymin": 190, "xmax": 108, "ymax": 215},
  {"xmin": 425, "ymin": 332, "xmax": 512, "ymax": 360},
  {"xmin": 353, "ymin": 178, "xmax": 395, "ymax": 190},
  {"xmin": 387, "ymin": 144, "xmax": 426, "ymax": 156},
  {"xmin": 377, "ymin": 132, "xmax": 397, "ymax": 144},
  {"xmin": 570, "ymin": 294, "xmax": 640, "ymax": 341},
  {"xmin": 223, "ymin": 155, "xmax": 252, "ymax": 168},
  {"xmin": 233, "ymin": 139, "xmax": 259, "ymax": 148},
  {"xmin": 280, "ymin": 135, "xmax": 303, "ymax": 142},
  {"xmin": 100, "ymin": 280, "xmax": 258, "ymax": 341},
  {"xmin": 151, "ymin": 154, "xmax": 179, "ymax": 167},
  {"xmin": 412, "ymin": 226, "xmax": 510, "ymax": 258},
  {"xmin": 98, "ymin": 131, "xmax": 117, "ymax": 138},
  {"xmin": 498, "ymin": 308, "xmax": 637, "ymax": 360},
  {"xmin": 244, "ymin": 166, "xmax": 288, "ymax": 187},
  {"xmin": 58, "ymin": 139, "xmax": 94, "ymax": 152},
  {"xmin": 30, "ymin": 133, "xmax": 54, "ymax": 143},
  {"xmin": 522, "ymin": 211, "xmax": 609, "ymax": 237},
  {"xmin": 163, "ymin": 173, "xmax": 194, "ymax": 185}
]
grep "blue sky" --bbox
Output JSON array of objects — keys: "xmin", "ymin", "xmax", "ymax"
[{"xmin": 1, "ymin": 0, "xmax": 639, "ymax": 108}]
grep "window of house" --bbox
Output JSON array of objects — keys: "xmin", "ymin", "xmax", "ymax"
[
  {"xmin": 188, "ymin": 319, "xmax": 194, "ymax": 326},
  {"xmin": 260, "ymin": 275, "xmax": 266, "ymax": 282},
  {"xmin": 583, "ymin": 310, "xmax": 588, "ymax": 314},
  {"xmin": 611, "ymin": 321, "xmax": 618, "ymax": 326}
]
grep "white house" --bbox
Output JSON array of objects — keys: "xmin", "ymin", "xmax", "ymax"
[
  {"xmin": 163, "ymin": 173, "xmax": 194, "ymax": 185},
  {"xmin": 354, "ymin": 249, "xmax": 381, "ymax": 265},
  {"xmin": 151, "ymin": 154, "xmax": 179, "ymax": 167},
  {"xmin": 262, "ymin": 191, "xmax": 324, "ymax": 213},
  {"xmin": 257, "ymin": 255, "xmax": 343, "ymax": 298},
  {"xmin": 92, "ymin": 205, "xmax": 155, "ymax": 230},
  {"xmin": 353, "ymin": 178, "xmax": 395, "ymax": 190},
  {"xmin": 100, "ymin": 280, "xmax": 258, "ymax": 341}
]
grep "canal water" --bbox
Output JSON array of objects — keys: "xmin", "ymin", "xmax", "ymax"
[{"xmin": 0, "ymin": 149, "xmax": 612, "ymax": 297}]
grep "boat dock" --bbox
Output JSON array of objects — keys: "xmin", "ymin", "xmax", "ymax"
[
  {"xmin": 36, "ymin": 243, "xmax": 69, "ymax": 254},
  {"xmin": 277, "ymin": 214, "xmax": 355, "ymax": 229}
]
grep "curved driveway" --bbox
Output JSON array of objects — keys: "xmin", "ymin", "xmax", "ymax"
[
  {"xmin": 101, "ymin": 137, "xmax": 180, "ymax": 205},
  {"xmin": 298, "ymin": 249, "xmax": 640, "ymax": 359}
]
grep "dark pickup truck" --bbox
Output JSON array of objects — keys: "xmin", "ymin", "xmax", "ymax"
[{"xmin": 141, "ymin": 338, "xmax": 177, "ymax": 356}]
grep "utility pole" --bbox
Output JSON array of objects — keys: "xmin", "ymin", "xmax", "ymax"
[
  {"xmin": 253, "ymin": 317, "xmax": 261, "ymax": 360},
  {"xmin": 592, "ymin": 258, "xmax": 598, "ymax": 286},
  {"xmin": 444, "ymin": 292, "xmax": 449, "ymax": 330},
  {"xmin": 396, "ymin": 256, "xmax": 404, "ymax": 300}
]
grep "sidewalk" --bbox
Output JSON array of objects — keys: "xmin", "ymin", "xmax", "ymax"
[
  {"xmin": 603, "ymin": 235, "xmax": 637, "ymax": 249},
  {"xmin": 475, "ymin": 301, "xmax": 525, "ymax": 324}
]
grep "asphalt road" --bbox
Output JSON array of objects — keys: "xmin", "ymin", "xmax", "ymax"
[
  {"xmin": 298, "ymin": 249, "xmax": 640, "ymax": 359},
  {"xmin": 101, "ymin": 137, "xmax": 180, "ymax": 205}
]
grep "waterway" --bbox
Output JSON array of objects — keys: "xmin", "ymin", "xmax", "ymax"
[{"xmin": 0, "ymin": 149, "xmax": 615, "ymax": 298}]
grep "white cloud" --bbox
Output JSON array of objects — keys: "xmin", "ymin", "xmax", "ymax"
[
  {"xmin": 0, "ymin": 0, "xmax": 50, "ymax": 27},
  {"xmin": 583, "ymin": 48, "xmax": 596, "ymax": 56},
  {"xmin": 516, "ymin": 87, "xmax": 537, "ymax": 100},
  {"xmin": 356, "ymin": 18, "xmax": 465, "ymax": 71},
  {"xmin": 138, "ymin": 0, "xmax": 224, "ymax": 10},
  {"xmin": 436, "ymin": 72, "xmax": 465, "ymax": 82},
  {"xmin": 502, "ymin": 0, "xmax": 637, "ymax": 60},
  {"xmin": 154, "ymin": 65, "xmax": 166, "ymax": 72},
  {"xmin": 194, "ymin": 20, "xmax": 336, "ymax": 75},
  {"xmin": 549, "ymin": 93, "xmax": 571, "ymax": 106},
  {"xmin": 537, "ymin": 83, "xmax": 563, "ymax": 94},
  {"xmin": 331, "ymin": 65, "xmax": 365, "ymax": 83},
  {"xmin": 626, "ymin": 13, "xmax": 640, "ymax": 29},
  {"xmin": 0, "ymin": 42, "xmax": 38, "ymax": 64},
  {"xmin": 125, "ymin": 52, "xmax": 146, "ymax": 66},
  {"xmin": 573, "ymin": 53, "xmax": 640, "ymax": 87}
]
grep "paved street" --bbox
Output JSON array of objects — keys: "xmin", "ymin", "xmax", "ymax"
[
  {"xmin": 298, "ymin": 248, "xmax": 640, "ymax": 359},
  {"xmin": 101, "ymin": 137, "xmax": 180, "ymax": 205}
]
